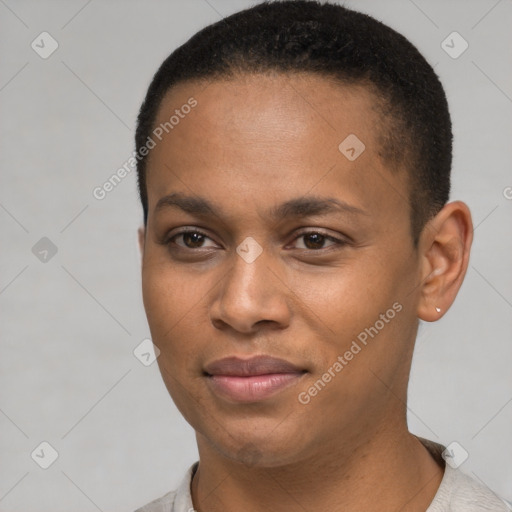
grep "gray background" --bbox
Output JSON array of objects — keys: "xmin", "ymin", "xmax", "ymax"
[{"xmin": 0, "ymin": 0, "xmax": 511, "ymax": 510}]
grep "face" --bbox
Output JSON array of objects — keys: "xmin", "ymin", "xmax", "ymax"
[{"xmin": 140, "ymin": 73, "xmax": 424, "ymax": 467}]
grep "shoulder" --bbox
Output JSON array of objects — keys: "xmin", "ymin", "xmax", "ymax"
[
  {"xmin": 422, "ymin": 444, "xmax": 510, "ymax": 510},
  {"xmin": 417, "ymin": 437, "xmax": 509, "ymax": 511},
  {"xmin": 132, "ymin": 462, "xmax": 198, "ymax": 512},
  {"xmin": 436, "ymin": 468, "xmax": 510, "ymax": 511},
  {"xmin": 133, "ymin": 490, "xmax": 177, "ymax": 512}
]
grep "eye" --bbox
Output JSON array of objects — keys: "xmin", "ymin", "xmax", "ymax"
[
  {"xmin": 162, "ymin": 228, "xmax": 347, "ymax": 253},
  {"xmin": 167, "ymin": 229, "xmax": 218, "ymax": 249},
  {"xmin": 291, "ymin": 230, "xmax": 345, "ymax": 250}
]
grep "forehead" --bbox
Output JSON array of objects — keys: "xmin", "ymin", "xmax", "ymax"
[
  {"xmin": 152, "ymin": 72, "xmax": 378, "ymax": 161},
  {"xmin": 145, "ymin": 73, "xmax": 409, "ymax": 226}
]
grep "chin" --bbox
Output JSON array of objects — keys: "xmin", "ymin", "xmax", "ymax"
[{"xmin": 199, "ymin": 419, "xmax": 311, "ymax": 469}]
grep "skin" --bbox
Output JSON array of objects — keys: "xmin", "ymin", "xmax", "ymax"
[{"xmin": 138, "ymin": 72, "xmax": 473, "ymax": 511}]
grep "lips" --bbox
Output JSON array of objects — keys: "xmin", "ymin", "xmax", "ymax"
[
  {"xmin": 204, "ymin": 355, "xmax": 304, "ymax": 376},
  {"xmin": 204, "ymin": 355, "xmax": 306, "ymax": 402}
]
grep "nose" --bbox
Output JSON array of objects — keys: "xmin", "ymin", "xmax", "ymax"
[{"xmin": 209, "ymin": 244, "xmax": 291, "ymax": 334}]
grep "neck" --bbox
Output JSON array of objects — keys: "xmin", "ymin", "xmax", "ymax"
[{"xmin": 191, "ymin": 424, "xmax": 443, "ymax": 512}]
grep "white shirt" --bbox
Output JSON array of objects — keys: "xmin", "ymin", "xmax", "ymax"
[{"xmin": 134, "ymin": 439, "xmax": 510, "ymax": 511}]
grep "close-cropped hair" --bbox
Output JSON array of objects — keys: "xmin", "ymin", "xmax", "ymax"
[{"xmin": 135, "ymin": 0, "xmax": 452, "ymax": 244}]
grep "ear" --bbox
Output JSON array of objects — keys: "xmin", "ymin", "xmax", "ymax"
[
  {"xmin": 417, "ymin": 201, "xmax": 473, "ymax": 322},
  {"xmin": 138, "ymin": 226, "xmax": 145, "ymax": 260}
]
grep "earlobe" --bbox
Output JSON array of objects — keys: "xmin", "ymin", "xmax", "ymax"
[{"xmin": 417, "ymin": 201, "xmax": 473, "ymax": 322}]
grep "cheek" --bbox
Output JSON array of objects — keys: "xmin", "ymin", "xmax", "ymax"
[
  {"xmin": 142, "ymin": 265, "xmax": 212, "ymax": 415},
  {"xmin": 287, "ymin": 253, "xmax": 413, "ymax": 381},
  {"xmin": 288, "ymin": 261, "xmax": 392, "ymax": 333},
  {"xmin": 141, "ymin": 262, "xmax": 209, "ymax": 355}
]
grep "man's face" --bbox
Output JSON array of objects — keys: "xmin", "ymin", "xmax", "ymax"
[{"xmin": 141, "ymin": 73, "xmax": 423, "ymax": 467}]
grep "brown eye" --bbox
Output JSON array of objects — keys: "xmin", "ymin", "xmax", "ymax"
[
  {"xmin": 303, "ymin": 233, "xmax": 328, "ymax": 249},
  {"xmin": 293, "ymin": 231, "xmax": 341, "ymax": 250},
  {"xmin": 181, "ymin": 232, "xmax": 206, "ymax": 248},
  {"xmin": 168, "ymin": 230, "xmax": 217, "ymax": 250}
]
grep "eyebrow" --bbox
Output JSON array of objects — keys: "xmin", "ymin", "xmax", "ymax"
[{"xmin": 154, "ymin": 192, "xmax": 367, "ymax": 220}]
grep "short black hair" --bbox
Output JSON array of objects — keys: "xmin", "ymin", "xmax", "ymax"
[{"xmin": 135, "ymin": 0, "xmax": 452, "ymax": 244}]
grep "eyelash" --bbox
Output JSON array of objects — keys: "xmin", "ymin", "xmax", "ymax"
[{"xmin": 163, "ymin": 228, "xmax": 347, "ymax": 252}]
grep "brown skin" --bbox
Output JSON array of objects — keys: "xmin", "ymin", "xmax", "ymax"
[{"xmin": 138, "ymin": 73, "xmax": 473, "ymax": 511}]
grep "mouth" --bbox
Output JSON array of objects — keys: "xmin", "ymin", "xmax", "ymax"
[{"xmin": 204, "ymin": 355, "xmax": 307, "ymax": 403}]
